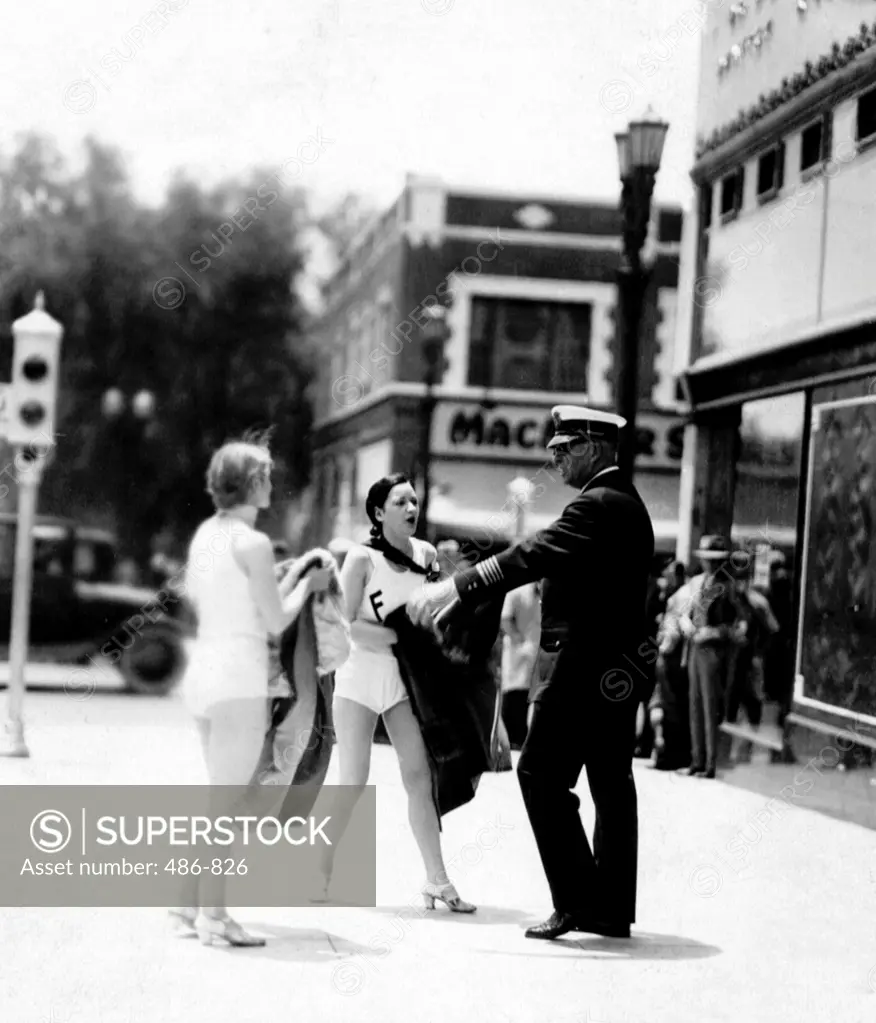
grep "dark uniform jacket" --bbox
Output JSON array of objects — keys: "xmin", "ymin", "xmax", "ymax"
[{"xmin": 453, "ymin": 467, "xmax": 655, "ymax": 707}]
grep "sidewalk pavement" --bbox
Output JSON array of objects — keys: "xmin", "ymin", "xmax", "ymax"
[{"xmin": 0, "ymin": 689, "xmax": 874, "ymax": 1023}]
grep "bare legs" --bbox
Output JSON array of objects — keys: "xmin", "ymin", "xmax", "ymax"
[
  {"xmin": 175, "ymin": 698, "xmax": 267, "ymax": 938},
  {"xmin": 316, "ymin": 696, "xmax": 377, "ymax": 883},
  {"xmin": 383, "ymin": 699, "xmax": 448, "ymax": 887},
  {"xmin": 324, "ymin": 695, "xmax": 462, "ymax": 898}
]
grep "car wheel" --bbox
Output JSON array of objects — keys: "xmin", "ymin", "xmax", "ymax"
[{"xmin": 118, "ymin": 623, "xmax": 186, "ymax": 696}]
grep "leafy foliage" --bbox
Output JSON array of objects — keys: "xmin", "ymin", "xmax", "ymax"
[{"xmin": 0, "ymin": 134, "xmax": 322, "ymax": 562}]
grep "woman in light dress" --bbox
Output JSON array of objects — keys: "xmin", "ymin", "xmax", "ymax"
[
  {"xmin": 319, "ymin": 473, "xmax": 475, "ymax": 913},
  {"xmin": 170, "ymin": 438, "xmax": 331, "ymax": 947}
]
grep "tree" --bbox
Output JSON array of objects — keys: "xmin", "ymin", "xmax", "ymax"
[
  {"xmin": 314, "ymin": 192, "xmax": 378, "ymax": 263},
  {"xmin": 0, "ymin": 135, "xmax": 317, "ymax": 567}
]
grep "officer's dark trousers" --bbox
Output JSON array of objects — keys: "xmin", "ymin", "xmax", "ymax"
[{"xmin": 517, "ymin": 689, "xmax": 638, "ymax": 924}]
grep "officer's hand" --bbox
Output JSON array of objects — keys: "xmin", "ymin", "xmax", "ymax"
[
  {"xmin": 406, "ymin": 593, "xmax": 432, "ymax": 628},
  {"xmin": 407, "ymin": 579, "xmax": 457, "ymax": 627}
]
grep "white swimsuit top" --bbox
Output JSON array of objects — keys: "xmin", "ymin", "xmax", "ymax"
[
  {"xmin": 185, "ymin": 515, "xmax": 267, "ymax": 644},
  {"xmin": 356, "ymin": 539, "xmax": 432, "ymax": 626}
]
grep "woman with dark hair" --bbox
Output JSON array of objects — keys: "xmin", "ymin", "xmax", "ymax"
[
  {"xmin": 171, "ymin": 437, "xmax": 332, "ymax": 947},
  {"xmin": 323, "ymin": 472, "xmax": 476, "ymax": 913}
]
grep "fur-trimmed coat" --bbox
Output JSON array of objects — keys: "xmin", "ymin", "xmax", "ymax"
[{"xmin": 252, "ymin": 548, "xmax": 342, "ymax": 820}]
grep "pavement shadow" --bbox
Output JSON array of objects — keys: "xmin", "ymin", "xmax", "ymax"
[
  {"xmin": 367, "ymin": 904, "xmax": 536, "ymax": 926},
  {"xmin": 496, "ymin": 931, "xmax": 721, "ymax": 961},
  {"xmin": 189, "ymin": 923, "xmax": 370, "ymax": 962}
]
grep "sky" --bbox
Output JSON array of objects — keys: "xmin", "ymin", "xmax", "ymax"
[{"xmin": 2, "ymin": 0, "xmax": 703, "ymax": 215}]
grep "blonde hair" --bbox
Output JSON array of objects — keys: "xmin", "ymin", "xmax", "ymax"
[{"xmin": 206, "ymin": 432, "xmax": 274, "ymax": 510}]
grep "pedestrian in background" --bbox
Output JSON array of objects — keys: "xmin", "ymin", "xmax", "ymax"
[
  {"xmin": 761, "ymin": 553, "xmax": 796, "ymax": 762},
  {"xmin": 725, "ymin": 558, "xmax": 779, "ymax": 730},
  {"xmin": 328, "ymin": 536, "xmax": 354, "ymax": 573},
  {"xmin": 663, "ymin": 535, "xmax": 745, "ymax": 780},
  {"xmin": 500, "ymin": 581, "xmax": 541, "ymax": 750},
  {"xmin": 650, "ymin": 562, "xmax": 691, "ymax": 771},
  {"xmin": 634, "ymin": 565, "xmax": 669, "ymax": 759}
]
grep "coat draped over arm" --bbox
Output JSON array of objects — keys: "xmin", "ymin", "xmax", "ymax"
[
  {"xmin": 384, "ymin": 593, "xmax": 510, "ymax": 824},
  {"xmin": 251, "ymin": 550, "xmax": 339, "ymax": 821}
]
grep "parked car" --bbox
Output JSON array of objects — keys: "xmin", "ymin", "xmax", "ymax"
[{"xmin": 0, "ymin": 514, "xmax": 190, "ymax": 696}]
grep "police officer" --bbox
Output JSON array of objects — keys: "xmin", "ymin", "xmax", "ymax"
[{"xmin": 408, "ymin": 405, "xmax": 655, "ymax": 940}]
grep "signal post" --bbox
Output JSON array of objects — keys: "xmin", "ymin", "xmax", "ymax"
[{"xmin": 0, "ymin": 292, "xmax": 63, "ymax": 758}]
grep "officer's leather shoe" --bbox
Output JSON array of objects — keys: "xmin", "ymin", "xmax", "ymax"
[
  {"xmin": 525, "ymin": 911, "xmax": 578, "ymax": 940},
  {"xmin": 525, "ymin": 912, "xmax": 632, "ymax": 940}
]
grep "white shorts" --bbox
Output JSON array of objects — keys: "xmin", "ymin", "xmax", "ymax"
[
  {"xmin": 333, "ymin": 646, "xmax": 409, "ymax": 716},
  {"xmin": 181, "ymin": 636, "xmax": 269, "ymax": 718}
]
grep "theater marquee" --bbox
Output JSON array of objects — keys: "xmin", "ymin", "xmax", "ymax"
[{"xmin": 430, "ymin": 402, "xmax": 685, "ymax": 470}]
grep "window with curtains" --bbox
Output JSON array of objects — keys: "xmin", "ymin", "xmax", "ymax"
[{"xmin": 467, "ymin": 297, "xmax": 591, "ymax": 391}]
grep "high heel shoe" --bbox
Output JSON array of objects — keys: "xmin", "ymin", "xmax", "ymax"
[
  {"xmin": 167, "ymin": 907, "xmax": 198, "ymax": 937},
  {"xmin": 422, "ymin": 882, "xmax": 476, "ymax": 914},
  {"xmin": 309, "ymin": 867, "xmax": 332, "ymax": 904},
  {"xmin": 309, "ymin": 852, "xmax": 334, "ymax": 904},
  {"xmin": 194, "ymin": 913, "xmax": 266, "ymax": 947}
]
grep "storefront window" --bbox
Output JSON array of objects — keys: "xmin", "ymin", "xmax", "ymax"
[
  {"xmin": 732, "ymin": 391, "xmax": 806, "ymax": 713},
  {"xmin": 797, "ymin": 378, "xmax": 876, "ymax": 720},
  {"xmin": 733, "ymin": 392, "xmax": 805, "ymax": 557},
  {"xmin": 468, "ymin": 297, "xmax": 591, "ymax": 391}
]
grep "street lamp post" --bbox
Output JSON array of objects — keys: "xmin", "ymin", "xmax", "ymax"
[
  {"xmin": 508, "ymin": 476, "xmax": 535, "ymax": 541},
  {"xmin": 417, "ymin": 304, "xmax": 449, "ymax": 542},
  {"xmin": 614, "ymin": 108, "xmax": 669, "ymax": 479},
  {"xmin": 102, "ymin": 387, "xmax": 156, "ymax": 571}
]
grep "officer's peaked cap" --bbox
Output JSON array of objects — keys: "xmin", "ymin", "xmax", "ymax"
[{"xmin": 546, "ymin": 405, "xmax": 627, "ymax": 449}]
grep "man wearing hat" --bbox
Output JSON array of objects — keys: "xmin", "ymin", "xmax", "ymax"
[
  {"xmin": 408, "ymin": 405, "xmax": 655, "ymax": 940},
  {"xmin": 660, "ymin": 534, "xmax": 745, "ymax": 779}
]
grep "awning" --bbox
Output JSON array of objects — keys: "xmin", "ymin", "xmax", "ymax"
[
  {"xmin": 429, "ymin": 493, "xmax": 797, "ymax": 553},
  {"xmin": 681, "ymin": 310, "xmax": 876, "ymax": 410},
  {"xmin": 428, "ymin": 493, "xmax": 682, "ymax": 549}
]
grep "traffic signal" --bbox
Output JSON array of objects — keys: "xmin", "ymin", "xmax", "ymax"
[
  {"xmin": 421, "ymin": 303, "xmax": 450, "ymax": 383},
  {"xmin": 8, "ymin": 293, "xmax": 63, "ymax": 448}
]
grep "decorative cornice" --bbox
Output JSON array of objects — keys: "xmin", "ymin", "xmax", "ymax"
[
  {"xmin": 717, "ymin": 19, "xmax": 774, "ymax": 78},
  {"xmin": 682, "ymin": 305, "xmax": 876, "ymax": 410},
  {"xmin": 696, "ymin": 20, "xmax": 876, "ymax": 161}
]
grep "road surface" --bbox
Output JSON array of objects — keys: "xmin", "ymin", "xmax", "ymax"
[{"xmin": 0, "ymin": 688, "xmax": 872, "ymax": 1023}]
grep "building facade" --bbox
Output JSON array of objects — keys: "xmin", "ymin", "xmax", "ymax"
[
  {"xmin": 310, "ymin": 175, "xmax": 684, "ymax": 560},
  {"xmin": 678, "ymin": 4, "xmax": 876, "ymax": 743}
]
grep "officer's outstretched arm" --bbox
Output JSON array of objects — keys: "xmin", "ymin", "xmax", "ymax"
[{"xmin": 453, "ymin": 495, "xmax": 601, "ymax": 602}]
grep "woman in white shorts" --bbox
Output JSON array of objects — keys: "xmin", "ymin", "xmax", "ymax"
[
  {"xmin": 172, "ymin": 436, "xmax": 331, "ymax": 947},
  {"xmin": 326, "ymin": 472, "xmax": 475, "ymax": 913}
]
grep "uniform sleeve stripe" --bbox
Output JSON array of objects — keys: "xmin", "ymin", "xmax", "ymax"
[{"xmin": 477, "ymin": 556, "xmax": 503, "ymax": 585}]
